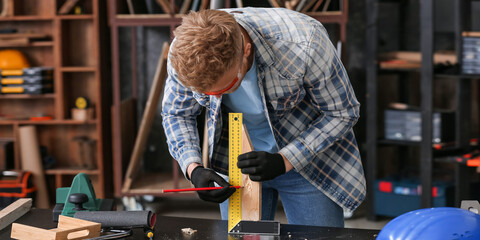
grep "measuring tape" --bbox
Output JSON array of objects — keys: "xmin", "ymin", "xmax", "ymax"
[{"xmin": 228, "ymin": 113, "xmax": 243, "ymax": 232}]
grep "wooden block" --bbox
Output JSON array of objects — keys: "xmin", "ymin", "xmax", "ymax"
[
  {"xmin": 0, "ymin": 199, "xmax": 32, "ymax": 231},
  {"xmin": 11, "ymin": 215, "xmax": 101, "ymax": 240},
  {"xmin": 71, "ymin": 108, "xmax": 94, "ymax": 121},
  {"xmin": 241, "ymin": 125, "xmax": 261, "ymax": 221}
]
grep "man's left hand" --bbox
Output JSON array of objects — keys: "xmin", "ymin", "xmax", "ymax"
[{"xmin": 237, "ymin": 151, "xmax": 286, "ymax": 181}]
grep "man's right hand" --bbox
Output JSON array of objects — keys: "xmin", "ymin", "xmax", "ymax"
[{"xmin": 190, "ymin": 166, "xmax": 236, "ymax": 203}]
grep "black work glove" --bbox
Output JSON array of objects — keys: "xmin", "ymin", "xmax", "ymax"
[
  {"xmin": 237, "ymin": 151, "xmax": 286, "ymax": 181},
  {"xmin": 190, "ymin": 166, "xmax": 236, "ymax": 203}
]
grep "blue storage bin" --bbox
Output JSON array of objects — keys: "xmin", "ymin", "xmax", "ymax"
[{"xmin": 374, "ymin": 178, "xmax": 454, "ymax": 217}]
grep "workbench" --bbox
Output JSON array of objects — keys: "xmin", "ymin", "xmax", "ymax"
[{"xmin": 0, "ymin": 209, "xmax": 380, "ymax": 239}]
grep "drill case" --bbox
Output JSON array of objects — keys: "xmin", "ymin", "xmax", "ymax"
[{"xmin": 0, "ymin": 171, "xmax": 37, "ymax": 208}]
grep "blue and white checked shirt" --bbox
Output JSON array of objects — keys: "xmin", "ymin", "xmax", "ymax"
[{"xmin": 162, "ymin": 8, "xmax": 366, "ymax": 211}]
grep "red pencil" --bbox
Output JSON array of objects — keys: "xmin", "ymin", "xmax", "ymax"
[{"xmin": 162, "ymin": 186, "xmax": 242, "ymax": 193}]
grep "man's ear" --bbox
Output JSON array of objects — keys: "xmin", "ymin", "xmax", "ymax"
[{"xmin": 244, "ymin": 42, "xmax": 252, "ymax": 57}]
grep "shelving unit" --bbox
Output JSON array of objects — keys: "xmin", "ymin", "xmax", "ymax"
[
  {"xmin": 366, "ymin": 0, "xmax": 479, "ymax": 220},
  {"xmin": 0, "ymin": 0, "xmax": 111, "ymax": 201},
  {"xmin": 108, "ymin": 0, "xmax": 350, "ymax": 197}
]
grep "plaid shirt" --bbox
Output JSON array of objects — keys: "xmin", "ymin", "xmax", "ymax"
[{"xmin": 162, "ymin": 8, "xmax": 366, "ymax": 211}]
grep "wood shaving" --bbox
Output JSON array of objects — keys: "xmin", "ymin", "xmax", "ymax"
[{"xmin": 181, "ymin": 228, "xmax": 197, "ymax": 235}]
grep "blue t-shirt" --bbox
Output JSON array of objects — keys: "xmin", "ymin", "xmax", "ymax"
[{"xmin": 222, "ymin": 59, "xmax": 278, "ymax": 153}]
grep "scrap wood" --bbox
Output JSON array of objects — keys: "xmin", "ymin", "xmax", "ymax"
[{"xmin": 0, "ymin": 198, "xmax": 32, "ymax": 231}]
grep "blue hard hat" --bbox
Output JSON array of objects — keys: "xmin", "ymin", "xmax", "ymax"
[{"xmin": 377, "ymin": 207, "xmax": 480, "ymax": 240}]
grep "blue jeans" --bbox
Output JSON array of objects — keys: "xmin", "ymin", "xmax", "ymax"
[{"xmin": 219, "ymin": 170, "xmax": 344, "ymax": 227}]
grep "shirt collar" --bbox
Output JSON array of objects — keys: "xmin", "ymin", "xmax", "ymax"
[{"xmin": 232, "ymin": 15, "xmax": 275, "ymax": 68}]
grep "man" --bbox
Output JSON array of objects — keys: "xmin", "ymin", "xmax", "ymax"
[{"xmin": 162, "ymin": 8, "xmax": 365, "ymax": 227}]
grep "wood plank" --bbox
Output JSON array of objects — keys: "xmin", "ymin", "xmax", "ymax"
[
  {"xmin": 0, "ymin": 198, "xmax": 32, "ymax": 231},
  {"xmin": 311, "ymin": 0, "xmax": 325, "ymax": 12},
  {"xmin": 18, "ymin": 126, "xmax": 49, "ymax": 208},
  {"xmin": 0, "ymin": 0, "xmax": 13, "ymax": 17},
  {"xmin": 58, "ymin": 0, "xmax": 80, "ymax": 14},
  {"xmin": 122, "ymin": 42, "xmax": 169, "ymax": 193},
  {"xmin": 11, "ymin": 215, "xmax": 100, "ymax": 240},
  {"xmin": 202, "ymin": 113, "xmax": 209, "ymax": 168},
  {"xmin": 241, "ymin": 125, "xmax": 261, "ymax": 221},
  {"xmin": 156, "ymin": 0, "xmax": 173, "ymax": 14},
  {"xmin": 462, "ymin": 32, "xmax": 480, "ymax": 37},
  {"xmin": 377, "ymin": 51, "xmax": 457, "ymax": 64}
]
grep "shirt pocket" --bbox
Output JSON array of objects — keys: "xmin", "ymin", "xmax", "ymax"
[{"xmin": 266, "ymin": 75, "xmax": 306, "ymax": 118}]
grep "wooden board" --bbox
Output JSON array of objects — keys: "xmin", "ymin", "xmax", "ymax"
[
  {"xmin": 463, "ymin": 32, "xmax": 480, "ymax": 37},
  {"xmin": 18, "ymin": 126, "xmax": 49, "ymax": 208},
  {"xmin": 11, "ymin": 215, "xmax": 100, "ymax": 240},
  {"xmin": 0, "ymin": 199, "xmax": 32, "ymax": 231},
  {"xmin": 122, "ymin": 42, "xmax": 169, "ymax": 193},
  {"xmin": 377, "ymin": 51, "xmax": 457, "ymax": 64},
  {"xmin": 241, "ymin": 125, "xmax": 261, "ymax": 221}
]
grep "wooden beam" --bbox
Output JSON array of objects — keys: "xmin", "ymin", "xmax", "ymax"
[
  {"xmin": 0, "ymin": 198, "xmax": 32, "ymax": 231},
  {"xmin": 241, "ymin": 125, "xmax": 261, "ymax": 221}
]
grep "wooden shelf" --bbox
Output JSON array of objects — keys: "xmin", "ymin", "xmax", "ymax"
[
  {"xmin": 0, "ymin": 120, "xmax": 97, "ymax": 125},
  {"xmin": 45, "ymin": 168, "xmax": 99, "ymax": 175},
  {"xmin": 435, "ymin": 74, "xmax": 480, "ymax": 79},
  {"xmin": 0, "ymin": 41, "xmax": 54, "ymax": 48},
  {"xmin": 0, "ymin": 0, "xmax": 110, "ymax": 202},
  {"xmin": 0, "ymin": 16, "xmax": 54, "ymax": 21},
  {"xmin": 57, "ymin": 15, "xmax": 94, "ymax": 20},
  {"xmin": 60, "ymin": 67, "xmax": 97, "ymax": 72},
  {"xmin": 113, "ymin": 14, "xmax": 182, "ymax": 26},
  {"xmin": 0, "ymin": 94, "xmax": 55, "ymax": 99}
]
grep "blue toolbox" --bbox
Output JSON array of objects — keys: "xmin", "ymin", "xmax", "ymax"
[{"xmin": 375, "ymin": 178, "xmax": 454, "ymax": 217}]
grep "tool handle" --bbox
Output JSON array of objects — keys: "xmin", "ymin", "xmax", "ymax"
[
  {"xmin": 162, "ymin": 186, "xmax": 241, "ymax": 193},
  {"xmin": 74, "ymin": 211, "xmax": 155, "ymax": 228}
]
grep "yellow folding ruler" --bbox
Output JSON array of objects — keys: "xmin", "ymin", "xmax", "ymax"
[{"xmin": 228, "ymin": 113, "xmax": 243, "ymax": 232}]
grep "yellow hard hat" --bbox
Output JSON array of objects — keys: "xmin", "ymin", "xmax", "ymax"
[{"xmin": 0, "ymin": 49, "xmax": 31, "ymax": 70}]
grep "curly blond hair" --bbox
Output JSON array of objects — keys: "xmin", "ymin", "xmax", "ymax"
[{"xmin": 170, "ymin": 10, "xmax": 243, "ymax": 92}]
